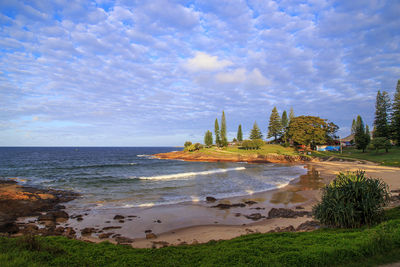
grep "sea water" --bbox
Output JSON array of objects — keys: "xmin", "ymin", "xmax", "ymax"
[{"xmin": 0, "ymin": 147, "xmax": 307, "ymax": 209}]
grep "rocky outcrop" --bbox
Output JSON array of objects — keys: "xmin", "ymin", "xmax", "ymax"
[
  {"xmin": 154, "ymin": 151, "xmax": 314, "ymax": 164},
  {"xmin": 267, "ymin": 208, "xmax": 312, "ymax": 219}
]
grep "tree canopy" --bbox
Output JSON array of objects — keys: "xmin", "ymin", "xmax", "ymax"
[
  {"xmin": 237, "ymin": 124, "xmax": 243, "ymax": 142},
  {"xmin": 392, "ymin": 80, "xmax": 400, "ymax": 145},
  {"xmin": 374, "ymin": 90, "xmax": 391, "ymax": 139},
  {"xmin": 214, "ymin": 118, "xmax": 221, "ymax": 147},
  {"xmin": 204, "ymin": 130, "xmax": 213, "ymax": 147},
  {"xmin": 250, "ymin": 121, "xmax": 263, "ymax": 140},
  {"xmin": 354, "ymin": 115, "xmax": 369, "ymax": 152},
  {"xmin": 267, "ymin": 107, "xmax": 282, "ymax": 142},
  {"xmin": 287, "ymin": 116, "xmax": 327, "ymax": 147},
  {"xmin": 220, "ymin": 111, "xmax": 228, "ymax": 147}
]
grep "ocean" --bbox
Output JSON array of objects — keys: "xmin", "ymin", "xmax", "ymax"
[{"xmin": 0, "ymin": 147, "xmax": 307, "ymax": 209}]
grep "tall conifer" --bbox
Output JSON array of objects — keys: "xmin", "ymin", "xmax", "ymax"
[
  {"xmin": 267, "ymin": 107, "xmax": 282, "ymax": 142},
  {"xmin": 281, "ymin": 111, "xmax": 288, "ymax": 129},
  {"xmin": 221, "ymin": 111, "xmax": 227, "ymax": 147},
  {"xmin": 392, "ymin": 80, "xmax": 400, "ymax": 145},
  {"xmin": 355, "ymin": 115, "xmax": 368, "ymax": 152},
  {"xmin": 289, "ymin": 107, "xmax": 295, "ymax": 121},
  {"xmin": 250, "ymin": 121, "xmax": 263, "ymax": 140},
  {"xmin": 214, "ymin": 118, "xmax": 221, "ymax": 146},
  {"xmin": 374, "ymin": 90, "xmax": 391, "ymax": 139},
  {"xmin": 237, "ymin": 124, "xmax": 243, "ymax": 142}
]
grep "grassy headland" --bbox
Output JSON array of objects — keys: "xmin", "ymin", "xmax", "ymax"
[
  {"xmin": 312, "ymin": 146, "xmax": 400, "ymax": 167},
  {"xmin": 1, "ymin": 207, "xmax": 400, "ymax": 266}
]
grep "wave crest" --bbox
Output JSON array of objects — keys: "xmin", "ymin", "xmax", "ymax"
[{"xmin": 138, "ymin": 167, "xmax": 246, "ymax": 180}]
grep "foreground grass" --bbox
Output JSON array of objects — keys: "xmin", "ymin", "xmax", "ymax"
[
  {"xmin": 1, "ymin": 207, "xmax": 400, "ymax": 266},
  {"xmin": 311, "ymin": 146, "xmax": 400, "ymax": 167}
]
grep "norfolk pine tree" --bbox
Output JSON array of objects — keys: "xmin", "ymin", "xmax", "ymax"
[
  {"xmin": 214, "ymin": 118, "xmax": 221, "ymax": 147},
  {"xmin": 392, "ymin": 80, "xmax": 400, "ymax": 145},
  {"xmin": 374, "ymin": 90, "xmax": 391, "ymax": 139},
  {"xmin": 221, "ymin": 111, "xmax": 228, "ymax": 147},
  {"xmin": 237, "ymin": 124, "xmax": 243, "ymax": 142},
  {"xmin": 267, "ymin": 107, "xmax": 282, "ymax": 142},
  {"xmin": 204, "ymin": 130, "xmax": 213, "ymax": 147},
  {"xmin": 250, "ymin": 121, "xmax": 263, "ymax": 140},
  {"xmin": 289, "ymin": 107, "xmax": 295, "ymax": 121},
  {"xmin": 354, "ymin": 115, "xmax": 369, "ymax": 152}
]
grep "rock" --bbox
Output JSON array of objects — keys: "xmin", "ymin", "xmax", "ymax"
[
  {"xmin": 244, "ymin": 213, "xmax": 265, "ymax": 221},
  {"xmin": 38, "ymin": 213, "xmax": 55, "ymax": 221},
  {"xmin": 295, "ymin": 206, "xmax": 305, "ymax": 210},
  {"xmin": 267, "ymin": 208, "xmax": 311, "ymax": 219},
  {"xmin": 115, "ymin": 236, "xmax": 133, "ymax": 244},
  {"xmin": 152, "ymin": 241, "xmax": 169, "ymax": 248},
  {"xmin": 103, "ymin": 226, "xmax": 122, "ymax": 230},
  {"xmin": 191, "ymin": 239, "xmax": 199, "ymax": 245},
  {"xmin": 144, "ymin": 229, "xmax": 152, "ymax": 233},
  {"xmin": 113, "ymin": 215, "xmax": 125, "ymax": 220},
  {"xmin": 206, "ymin": 196, "xmax": 217, "ymax": 203},
  {"xmin": 112, "ymin": 234, "xmax": 121, "ymax": 238},
  {"xmin": 391, "ymin": 189, "xmax": 400, "ymax": 193},
  {"xmin": 50, "ymin": 210, "xmax": 69, "ymax": 219},
  {"xmin": 211, "ymin": 203, "xmax": 246, "ymax": 209},
  {"xmin": 296, "ymin": 221, "xmax": 320, "ymax": 231},
  {"xmin": 119, "ymin": 220, "xmax": 124, "ymax": 223},
  {"xmin": 234, "ymin": 213, "xmax": 241, "ymax": 217},
  {"xmin": 146, "ymin": 233, "xmax": 157, "ymax": 239},
  {"xmin": 54, "ymin": 226, "xmax": 65, "ymax": 235},
  {"xmin": 127, "ymin": 215, "xmax": 137, "ymax": 218},
  {"xmin": 81, "ymin": 227, "xmax": 96, "ymax": 235},
  {"xmin": 270, "ymin": 225, "xmax": 295, "ymax": 232},
  {"xmin": 54, "ymin": 204, "xmax": 66, "ymax": 210},
  {"xmin": 251, "ymin": 207, "xmax": 265, "ymax": 210},
  {"xmin": 154, "ymin": 219, "xmax": 162, "ymax": 223},
  {"xmin": 244, "ymin": 201, "xmax": 257, "ymax": 205},
  {"xmin": 64, "ymin": 227, "xmax": 76, "ymax": 238},
  {"xmin": 99, "ymin": 232, "xmax": 113, "ymax": 239}
]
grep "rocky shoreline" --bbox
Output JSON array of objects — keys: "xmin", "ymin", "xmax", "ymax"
[{"xmin": 153, "ymin": 150, "xmax": 315, "ymax": 163}]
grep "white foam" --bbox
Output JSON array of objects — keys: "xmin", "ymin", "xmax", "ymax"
[{"xmin": 138, "ymin": 167, "xmax": 246, "ymax": 181}]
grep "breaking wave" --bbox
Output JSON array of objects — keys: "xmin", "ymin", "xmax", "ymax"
[{"xmin": 138, "ymin": 167, "xmax": 246, "ymax": 180}]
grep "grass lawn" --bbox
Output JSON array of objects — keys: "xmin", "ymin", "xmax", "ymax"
[
  {"xmin": 311, "ymin": 146, "xmax": 400, "ymax": 167},
  {"xmin": 1, "ymin": 207, "xmax": 400, "ymax": 266}
]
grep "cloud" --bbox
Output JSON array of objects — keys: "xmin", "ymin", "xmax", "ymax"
[
  {"xmin": 215, "ymin": 68, "xmax": 269, "ymax": 86},
  {"xmin": 185, "ymin": 52, "xmax": 233, "ymax": 72}
]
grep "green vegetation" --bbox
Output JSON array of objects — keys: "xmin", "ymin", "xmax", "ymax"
[
  {"xmin": 204, "ymin": 130, "xmax": 213, "ymax": 147},
  {"xmin": 287, "ymin": 116, "xmax": 328, "ymax": 148},
  {"xmin": 214, "ymin": 118, "xmax": 221, "ymax": 147},
  {"xmin": 311, "ymin": 146, "xmax": 400, "ymax": 167},
  {"xmin": 184, "ymin": 141, "xmax": 192, "ymax": 148},
  {"xmin": 236, "ymin": 124, "xmax": 243, "ymax": 142},
  {"xmin": 249, "ymin": 121, "xmax": 263, "ymax": 140},
  {"xmin": 241, "ymin": 139, "xmax": 264, "ymax": 150},
  {"xmin": 374, "ymin": 90, "xmax": 391, "ymax": 139},
  {"xmin": 313, "ymin": 170, "xmax": 390, "ymax": 228},
  {"xmin": 2, "ymin": 207, "xmax": 400, "ymax": 266},
  {"xmin": 267, "ymin": 106, "xmax": 282, "ymax": 142},
  {"xmin": 354, "ymin": 115, "xmax": 370, "ymax": 152},
  {"xmin": 221, "ymin": 111, "xmax": 228, "ymax": 147},
  {"xmin": 370, "ymin": 137, "xmax": 391, "ymax": 153},
  {"xmin": 392, "ymin": 80, "xmax": 400, "ymax": 145}
]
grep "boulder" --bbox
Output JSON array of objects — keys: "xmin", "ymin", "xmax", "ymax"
[
  {"xmin": 115, "ymin": 236, "xmax": 133, "ymax": 244},
  {"xmin": 146, "ymin": 233, "xmax": 157, "ymax": 239},
  {"xmin": 244, "ymin": 213, "xmax": 265, "ymax": 221},
  {"xmin": 81, "ymin": 227, "xmax": 96, "ymax": 235},
  {"xmin": 113, "ymin": 215, "xmax": 125, "ymax": 220},
  {"xmin": 212, "ymin": 203, "xmax": 246, "ymax": 209},
  {"xmin": 296, "ymin": 221, "xmax": 320, "ymax": 231},
  {"xmin": 267, "ymin": 208, "xmax": 311, "ymax": 219},
  {"xmin": 206, "ymin": 197, "xmax": 217, "ymax": 203},
  {"xmin": 99, "ymin": 232, "xmax": 113, "ymax": 239}
]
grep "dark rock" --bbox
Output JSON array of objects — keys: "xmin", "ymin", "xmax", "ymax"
[
  {"xmin": 81, "ymin": 227, "xmax": 96, "ymax": 235},
  {"xmin": 77, "ymin": 217, "xmax": 83, "ymax": 221},
  {"xmin": 234, "ymin": 213, "xmax": 241, "ymax": 217},
  {"xmin": 244, "ymin": 213, "xmax": 265, "ymax": 221},
  {"xmin": 54, "ymin": 226, "xmax": 65, "ymax": 235},
  {"xmin": 146, "ymin": 233, "xmax": 157, "ymax": 239},
  {"xmin": 127, "ymin": 215, "xmax": 137, "ymax": 218},
  {"xmin": 103, "ymin": 226, "xmax": 122, "ymax": 230},
  {"xmin": 211, "ymin": 203, "xmax": 246, "ymax": 209},
  {"xmin": 154, "ymin": 219, "xmax": 162, "ymax": 223},
  {"xmin": 38, "ymin": 213, "xmax": 55, "ymax": 221},
  {"xmin": 270, "ymin": 225, "xmax": 295, "ymax": 233},
  {"xmin": 296, "ymin": 221, "xmax": 320, "ymax": 231},
  {"xmin": 267, "ymin": 208, "xmax": 311, "ymax": 219},
  {"xmin": 64, "ymin": 227, "xmax": 76, "ymax": 238},
  {"xmin": 115, "ymin": 236, "xmax": 133, "ymax": 244},
  {"xmin": 112, "ymin": 234, "xmax": 121, "ymax": 238},
  {"xmin": 119, "ymin": 220, "xmax": 124, "ymax": 223},
  {"xmin": 391, "ymin": 189, "xmax": 400, "ymax": 193},
  {"xmin": 144, "ymin": 229, "xmax": 152, "ymax": 233},
  {"xmin": 206, "ymin": 196, "xmax": 217, "ymax": 203},
  {"xmin": 295, "ymin": 206, "xmax": 305, "ymax": 210},
  {"xmin": 251, "ymin": 207, "xmax": 265, "ymax": 210},
  {"xmin": 54, "ymin": 204, "xmax": 66, "ymax": 210},
  {"xmin": 99, "ymin": 232, "xmax": 113, "ymax": 239},
  {"xmin": 244, "ymin": 201, "xmax": 257, "ymax": 205},
  {"xmin": 113, "ymin": 215, "xmax": 125, "ymax": 220}
]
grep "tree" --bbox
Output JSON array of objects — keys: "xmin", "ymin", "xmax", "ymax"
[
  {"xmin": 250, "ymin": 121, "xmax": 263, "ymax": 140},
  {"xmin": 374, "ymin": 90, "xmax": 391, "ymax": 139},
  {"xmin": 214, "ymin": 118, "xmax": 221, "ymax": 147},
  {"xmin": 354, "ymin": 115, "xmax": 369, "ymax": 152},
  {"xmin": 391, "ymin": 80, "xmax": 400, "ymax": 145},
  {"xmin": 204, "ymin": 130, "xmax": 213, "ymax": 147},
  {"xmin": 184, "ymin": 141, "xmax": 192, "ymax": 147},
  {"xmin": 267, "ymin": 107, "xmax": 282, "ymax": 142},
  {"xmin": 365, "ymin": 124, "xmax": 371, "ymax": 147},
  {"xmin": 325, "ymin": 122, "xmax": 339, "ymax": 144},
  {"xmin": 289, "ymin": 107, "xmax": 295, "ymax": 121},
  {"xmin": 220, "ymin": 111, "xmax": 228, "ymax": 147},
  {"xmin": 237, "ymin": 124, "xmax": 243, "ymax": 142},
  {"xmin": 371, "ymin": 137, "xmax": 391, "ymax": 153},
  {"xmin": 287, "ymin": 116, "xmax": 327, "ymax": 148},
  {"xmin": 351, "ymin": 119, "xmax": 356, "ymax": 134},
  {"xmin": 281, "ymin": 111, "xmax": 288, "ymax": 129}
]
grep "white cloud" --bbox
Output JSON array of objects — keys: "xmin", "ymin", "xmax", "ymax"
[
  {"xmin": 185, "ymin": 52, "xmax": 233, "ymax": 72},
  {"xmin": 215, "ymin": 68, "xmax": 269, "ymax": 86}
]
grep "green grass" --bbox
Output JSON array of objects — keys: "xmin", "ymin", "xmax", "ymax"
[
  {"xmin": 2, "ymin": 207, "xmax": 400, "ymax": 266},
  {"xmin": 198, "ymin": 144, "xmax": 300, "ymax": 157},
  {"xmin": 311, "ymin": 146, "xmax": 400, "ymax": 167}
]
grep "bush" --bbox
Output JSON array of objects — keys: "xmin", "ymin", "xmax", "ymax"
[
  {"xmin": 184, "ymin": 141, "xmax": 192, "ymax": 147},
  {"xmin": 313, "ymin": 170, "xmax": 390, "ymax": 228},
  {"xmin": 194, "ymin": 143, "xmax": 203, "ymax": 150},
  {"xmin": 371, "ymin": 137, "xmax": 391, "ymax": 153},
  {"xmin": 252, "ymin": 139, "xmax": 265, "ymax": 149}
]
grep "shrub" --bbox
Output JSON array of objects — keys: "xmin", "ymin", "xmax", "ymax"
[
  {"xmin": 313, "ymin": 170, "xmax": 390, "ymax": 228},
  {"xmin": 252, "ymin": 139, "xmax": 264, "ymax": 149},
  {"xmin": 241, "ymin": 140, "xmax": 254, "ymax": 150},
  {"xmin": 184, "ymin": 141, "xmax": 192, "ymax": 147},
  {"xmin": 184, "ymin": 144, "xmax": 197, "ymax": 152},
  {"xmin": 194, "ymin": 143, "xmax": 203, "ymax": 150},
  {"xmin": 371, "ymin": 137, "xmax": 391, "ymax": 153}
]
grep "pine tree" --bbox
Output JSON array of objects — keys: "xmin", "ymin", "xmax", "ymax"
[
  {"xmin": 220, "ymin": 111, "xmax": 228, "ymax": 147},
  {"xmin": 365, "ymin": 124, "xmax": 371, "ymax": 146},
  {"xmin": 289, "ymin": 107, "xmax": 295, "ymax": 121},
  {"xmin": 237, "ymin": 124, "xmax": 243, "ymax": 142},
  {"xmin": 214, "ymin": 118, "xmax": 221, "ymax": 147},
  {"xmin": 354, "ymin": 115, "xmax": 369, "ymax": 152},
  {"xmin": 374, "ymin": 90, "xmax": 391, "ymax": 139},
  {"xmin": 267, "ymin": 107, "xmax": 282, "ymax": 142},
  {"xmin": 204, "ymin": 130, "xmax": 213, "ymax": 147},
  {"xmin": 281, "ymin": 111, "xmax": 288, "ymax": 129},
  {"xmin": 250, "ymin": 121, "xmax": 263, "ymax": 140},
  {"xmin": 391, "ymin": 80, "xmax": 400, "ymax": 145},
  {"xmin": 351, "ymin": 119, "xmax": 356, "ymax": 134}
]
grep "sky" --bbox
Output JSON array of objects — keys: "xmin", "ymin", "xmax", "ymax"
[{"xmin": 1, "ymin": 0, "xmax": 399, "ymax": 146}]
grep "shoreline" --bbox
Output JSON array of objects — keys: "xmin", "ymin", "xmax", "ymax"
[{"xmin": 2, "ymin": 160, "xmax": 400, "ymax": 249}]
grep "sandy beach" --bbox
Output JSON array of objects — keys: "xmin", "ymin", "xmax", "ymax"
[{"xmin": 3, "ymin": 160, "xmax": 400, "ymax": 249}]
